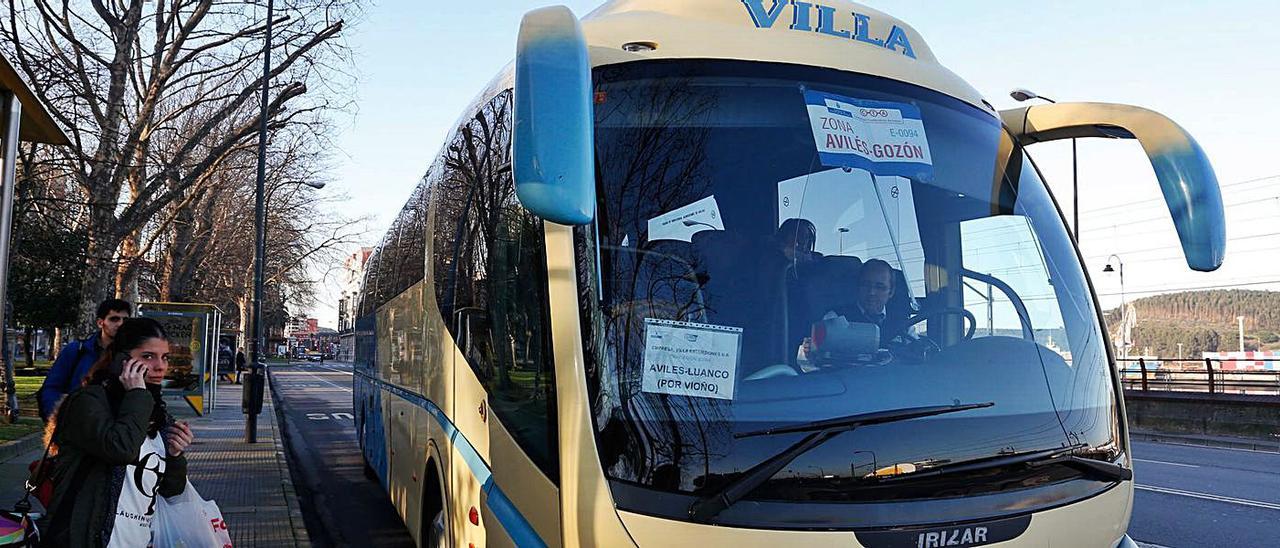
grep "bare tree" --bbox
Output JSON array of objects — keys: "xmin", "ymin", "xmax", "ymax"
[
  {"xmin": 128, "ymin": 124, "xmax": 366, "ymax": 347},
  {"xmin": 1, "ymin": 0, "xmax": 356, "ymax": 334}
]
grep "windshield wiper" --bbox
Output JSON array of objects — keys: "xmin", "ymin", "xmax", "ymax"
[
  {"xmin": 686, "ymin": 402, "xmax": 993, "ymax": 522},
  {"xmin": 877, "ymin": 444, "xmax": 1132, "ymax": 483}
]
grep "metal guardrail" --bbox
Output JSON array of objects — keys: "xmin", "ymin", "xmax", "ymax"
[{"xmin": 1118, "ymin": 358, "xmax": 1280, "ymax": 396}]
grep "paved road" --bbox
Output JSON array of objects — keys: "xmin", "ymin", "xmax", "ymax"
[
  {"xmin": 272, "ymin": 361, "xmax": 1276, "ymax": 547},
  {"xmin": 271, "ymin": 361, "xmax": 414, "ymax": 547},
  {"xmin": 1128, "ymin": 440, "xmax": 1280, "ymax": 547}
]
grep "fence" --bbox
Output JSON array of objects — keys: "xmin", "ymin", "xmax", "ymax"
[{"xmin": 1118, "ymin": 358, "xmax": 1280, "ymax": 396}]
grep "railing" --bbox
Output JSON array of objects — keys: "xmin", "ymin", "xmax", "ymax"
[{"xmin": 1118, "ymin": 358, "xmax": 1280, "ymax": 396}]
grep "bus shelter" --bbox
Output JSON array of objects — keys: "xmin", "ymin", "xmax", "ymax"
[
  {"xmin": 0, "ymin": 52, "xmax": 69, "ymax": 419},
  {"xmin": 137, "ymin": 302, "xmax": 224, "ymax": 416}
]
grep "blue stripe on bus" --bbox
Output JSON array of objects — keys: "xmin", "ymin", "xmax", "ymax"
[
  {"xmin": 483, "ymin": 482, "xmax": 547, "ymax": 548},
  {"xmin": 355, "ymin": 370, "xmax": 546, "ymax": 548}
]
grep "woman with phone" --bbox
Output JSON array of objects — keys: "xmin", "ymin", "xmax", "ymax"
[{"xmin": 40, "ymin": 317, "xmax": 196, "ymax": 547}]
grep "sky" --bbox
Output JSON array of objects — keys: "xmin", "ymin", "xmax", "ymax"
[{"xmin": 308, "ymin": 0, "xmax": 1280, "ymax": 328}]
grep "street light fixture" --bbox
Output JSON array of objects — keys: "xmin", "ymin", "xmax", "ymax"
[
  {"xmin": 1103, "ymin": 254, "xmax": 1126, "ymax": 358},
  {"xmin": 285, "ymin": 180, "xmax": 326, "ymax": 190},
  {"xmin": 1011, "ymin": 88, "xmax": 1079, "ymax": 243},
  {"xmin": 682, "ymin": 219, "xmax": 717, "ymax": 230}
]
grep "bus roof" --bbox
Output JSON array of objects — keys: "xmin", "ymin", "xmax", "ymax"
[{"xmin": 579, "ymin": 0, "xmax": 992, "ymax": 113}]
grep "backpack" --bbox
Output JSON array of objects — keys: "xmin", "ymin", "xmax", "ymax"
[{"xmin": 34, "ymin": 339, "xmax": 91, "ymax": 419}]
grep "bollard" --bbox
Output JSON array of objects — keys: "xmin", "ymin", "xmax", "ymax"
[
  {"xmin": 1204, "ymin": 358, "xmax": 1215, "ymax": 394},
  {"xmin": 1138, "ymin": 358, "xmax": 1148, "ymax": 391}
]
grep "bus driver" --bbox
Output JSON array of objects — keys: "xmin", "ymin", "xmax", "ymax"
[
  {"xmin": 831, "ymin": 258, "xmax": 902, "ymax": 333},
  {"xmin": 797, "ymin": 258, "xmax": 913, "ymax": 364}
]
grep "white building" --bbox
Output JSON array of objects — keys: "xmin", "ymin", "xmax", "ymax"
[{"xmin": 337, "ymin": 247, "xmax": 373, "ymax": 361}]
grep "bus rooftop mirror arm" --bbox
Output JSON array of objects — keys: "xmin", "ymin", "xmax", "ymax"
[
  {"xmin": 998, "ymin": 102, "xmax": 1225, "ymax": 272},
  {"xmin": 512, "ymin": 5, "xmax": 596, "ymax": 226}
]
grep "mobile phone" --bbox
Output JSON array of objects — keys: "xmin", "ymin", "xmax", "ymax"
[{"xmin": 108, "ymin": 352, "xmax": 131, "ymax": 377}]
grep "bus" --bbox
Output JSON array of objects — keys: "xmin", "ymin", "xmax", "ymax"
[{"xmin": 352, "ymin": 1, "xmax": 1226, "ymax": 546}]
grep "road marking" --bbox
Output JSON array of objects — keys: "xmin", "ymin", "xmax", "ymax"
[
  {"xmin": 1133, "ymin": 458, "xmax": 1199, "ymax": 468},
  {"xmin": 1136, "ymin": 484, "xmax": 1280, "ymax": 511},
  {"xmin": 319, "ymin": 365, "xmax": 353, "ymax": 376},
  {"xmin": 297, "ymin": 368, "xmax": 352, "ymax": 393},
  {"xmin": 306, "ymin": 412, "xmax": 355, "ymax": 421}
]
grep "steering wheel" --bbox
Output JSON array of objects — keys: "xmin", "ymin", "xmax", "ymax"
[{"xmin": 904, "ymin": 307, "xmax": 977, "ymax": 340}]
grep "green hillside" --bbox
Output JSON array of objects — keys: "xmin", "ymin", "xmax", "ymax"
[{"xmin": 1104, "ymin": 290, "xmax": 1280, "ymax": 357}]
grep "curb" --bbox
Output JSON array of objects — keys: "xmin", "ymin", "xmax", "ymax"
[
  {"xmin": 265, "ymin": 371, "xmax": 312, "ymax": 547},
  {"xmin": 0, "ymin": 431, "xmax": 44, "ymax": 464},
  {"xmin": 1132, "ymin": 430, "xmax": 1280, "ymax": 453}
]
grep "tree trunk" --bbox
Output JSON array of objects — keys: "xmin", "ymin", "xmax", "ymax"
[
  {"xmin": 22, "ymin": 326, "xmax": 33, "ymax": 368},
  {"xmin": 161, "ymin": 196, "xmax": 197, "ymax": 301},
  {"xmin": 237, "ymin": 293, "xmax": 249, "ymax": 353},
  {"xmin": 51, "ymin": 327, "xmax": 62, "ymax": 359},
  {"xmin": 115, "ymin": 150, "xmax": 148, "ymax": 304},
  {"xmin": 116, "ymin": 233, "xmax": 142, "ymax": 304},
  {"xmin": 78, "ymin": 241, "xmax": 119, "ymax": 337}
]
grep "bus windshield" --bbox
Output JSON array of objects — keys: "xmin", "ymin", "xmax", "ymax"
[{"xmin": 574, "ymin": 61, "xmax": 1120, "ymax": 526}]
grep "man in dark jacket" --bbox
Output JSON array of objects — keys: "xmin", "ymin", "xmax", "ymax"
[
  {"xmin": 36, "ymin": 299, "xmax": 132, "ymax": 420},
  {"xmin": 235, "ymin": 349, "xmax": 247, "ymax": 384},
  {"xmin": 829, "ymin": 259, "xmax": 913, "ymax": 343}
]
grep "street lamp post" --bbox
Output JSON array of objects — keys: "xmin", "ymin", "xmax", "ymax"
[
  {"xmin": 244, "ymin": 0, "xmax": 278, "ymax": 443},
  {"xmin": 1103, "ymin": 255, "xmax": 1126, "ymax": 358},
  {"xmin": 1011, "ymin": 89, "xmax": 1078, "ymax": 242},
  {"xmin": 1237, "ymin": 315, "xmax": 1245, "ymax": 353},
  {"xmin": 244, "ymin": 174, "xmax": 324, "ymax": 442}
]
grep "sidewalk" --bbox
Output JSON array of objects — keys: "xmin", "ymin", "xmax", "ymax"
[
  {"xmin": 1131, "ymin": 428, "xmax": 1280, "ymax": 452},
  {"xmin": 0, "ymin": 378, "xmax": 310, "ymax": 547}
]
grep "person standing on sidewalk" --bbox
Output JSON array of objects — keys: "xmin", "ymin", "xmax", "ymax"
[
  {"xmin": 36, "ymin": 299, "xmax": 132, "ymax": 421},
  {"xmin": 235, "ymin": 348, "xmax": 246, "ymax": 384},
  {"xmin": 40, "ymin": 317, "xmax": 195, "ymax": 547}
]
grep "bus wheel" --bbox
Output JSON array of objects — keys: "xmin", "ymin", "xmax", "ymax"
[
  {"xmin": 426, "ymin": 508, "xmax": 445, "ymax": 548},
  {"xmin": 422, "ymin": 462, "xmax": 446, "ymax": 547},
  {"xmin": 358, "ymin": 416, "xmax": 377, "ymax": 480}
]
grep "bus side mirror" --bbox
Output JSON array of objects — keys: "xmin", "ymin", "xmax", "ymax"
[
  {"xmin": 1000, "ymin": 103, "xmax": 1225, "ymax": 272},
  {"xmin": 513, "ymin": 6, "xmax": 596, "ymax": 226}
]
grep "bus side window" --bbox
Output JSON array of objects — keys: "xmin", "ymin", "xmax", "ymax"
[{"xmin": 435, "ymin": 90, "xmax": 559, "ymax": 481}]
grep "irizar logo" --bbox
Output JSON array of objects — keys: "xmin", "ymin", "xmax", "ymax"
[
  {"xmin": 917, "ymin": 526, "xmax": 989, "ymax": 547},
  {"xmin": 739, "ymin": 0, "xmax": 916, "ymax": 59}
]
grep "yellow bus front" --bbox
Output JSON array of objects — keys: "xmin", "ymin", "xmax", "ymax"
[{"xmin": 532, "ymin": 2, "xmax": 1147, "ymax": 547}]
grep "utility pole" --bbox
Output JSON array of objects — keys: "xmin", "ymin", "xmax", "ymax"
[
  {"xmin": 1237, "ymin": 315, "xmax": 1245, "ymax": 353},
  {"xmin": 244, "ymin": 0, "xmax": 276, "ymax": 443},
  {"xmin": 0, "ymin": 93, "xmax": 21, "ymax": 422}
]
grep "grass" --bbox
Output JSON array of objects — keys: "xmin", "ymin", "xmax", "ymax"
[
  {"xmin": 12, "ymin": 376, "xmax": 44, "ymax": 419},
  {"xmin": 0, "ymin": 417, "xmax": 42, "ymax": 443}
]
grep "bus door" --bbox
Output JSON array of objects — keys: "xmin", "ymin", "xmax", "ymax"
[
  {"xmin": 448, "ymin": 306, "xmax": 494, "ymax": 547},
  {"xmin": 435, "ymin": 87, "xmax": 563, "ymax": 547}
]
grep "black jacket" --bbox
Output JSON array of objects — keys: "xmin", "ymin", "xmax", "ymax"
[{"xmin": 42, "ymin": 385, "xmax": 187, "ymax": 547}]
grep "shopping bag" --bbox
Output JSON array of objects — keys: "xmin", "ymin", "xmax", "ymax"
[{"xmin": 154, "ymin": 482, "xmax": 232, "ymax": 548}]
